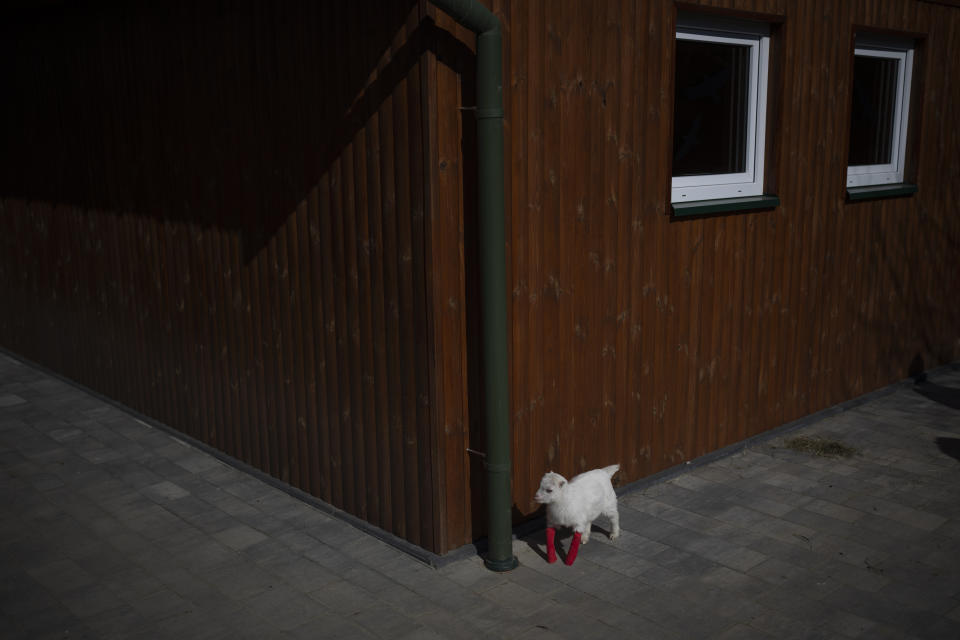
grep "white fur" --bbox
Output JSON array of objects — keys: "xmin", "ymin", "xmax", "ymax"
[{"xmin": 534, "ymin": 464, "xmax": 620, "ymax": 544}]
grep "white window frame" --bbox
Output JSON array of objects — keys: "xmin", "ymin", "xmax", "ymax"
[
  {"xmin": 672, "ymin": 16, "xmax": 770, "ymax": 204},
  {"xmin": 846, "ymin": 35, "xmax": 914, "ymax": 188}
]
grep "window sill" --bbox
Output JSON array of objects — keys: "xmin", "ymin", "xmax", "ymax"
[
  {"xmin": 671, "ymin": 194, "xmax": 780, "ymax": 217},
  {"xmin": 846, "ymin": 183, "xmax": 917, "ymax": 201}
]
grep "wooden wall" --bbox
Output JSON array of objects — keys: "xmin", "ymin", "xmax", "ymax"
[
  {"xmin": 431, "ymin": 0, "xmax": 960, "ymax": 519},
  {"xmin": 0, "ymin": 0, "xmax": 456, "ymax": 552},
  {"xmin": 423, "ymin": 9, "xmax": 484, "ymax": 554},
  {"xmin": 3, "ymin": 0, "xmax": 959, "ymax": 556}
]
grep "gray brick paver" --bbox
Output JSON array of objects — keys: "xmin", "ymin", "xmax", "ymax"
[
  {"xmin": 59, "ymin": 583, "xmax": 126, "ymax": 618},
  {"xmin": 354, "ymin": 604, "xmax": 424, "ymax": 638},
  {"xmin": 371, "ymin": 583, "xmax": 450, "ymax": 618},
  {"xmin": 239, "ymin": 586, "xmax": 324, "ymax": 632},
  {"xmin": 82, "ymin": 604, "xmax": 150, "ymax": 639},
  {"xmin": 202, "ymin": 561, "xmax": 279, "ymax": 601},
  {"xmin": 411, "ymin": 576, "xmax": 489, "ymax": 613},
  {"xmin": 26, "ymin": 558, "xmax": 97, "ymax": 593},
  {"xmin": 747, "ymin": 556, "xmax": 809, "ymax": 586},
  {"xmin": 0, "ymin": 393, "xmax": 28, "ymax": 407},
  {"xmin": 714, "ymin": 624, "xmax": 777, "ymax": 640},
  {"xmin": 714, "ymin": 545, "xmax": 769, "ymax": 572},
  {"xmin": 141, "ymin": 479, "xmax": 191, "ymax": 502},
  {"xmin": 307, "ymin": 578, "xmax": 379, "ymax": 614},
  {"xmin": 126, "ymin": 587, "xmax": 191, "ymax": 621},
  {"xmin": 211, "ymin": 523, "xmax": 268, "ymax": 550},
  {"xmin": 340, "ymin": 564, "xmax": 404, "ymax": 594}
]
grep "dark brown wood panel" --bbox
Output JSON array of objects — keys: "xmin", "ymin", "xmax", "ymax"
[{"xmin": 430, "ymin": 0, "xmax": 960, "ymax": 523}]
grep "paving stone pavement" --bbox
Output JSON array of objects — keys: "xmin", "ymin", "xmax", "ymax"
[{"xmin": 2, "ymin": 351, "xmax": 960, "ymax": 639}]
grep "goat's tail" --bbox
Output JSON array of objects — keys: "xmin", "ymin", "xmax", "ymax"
[{"xmin": 602, "ymin": 464, "xmax": 620, "ymax": 478}]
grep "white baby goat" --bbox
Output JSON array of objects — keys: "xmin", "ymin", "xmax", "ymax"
[{"xmin": 534, "ymin": 464, "xmax": 620, "ymax": 564}]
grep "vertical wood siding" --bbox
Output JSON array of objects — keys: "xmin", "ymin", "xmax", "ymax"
[
  {"xmin": 0, "ymin": 1, "xmax": 445, "ymax": 551},
  {"xmin": 3, "ymin": 0, "xmax": 960, "ymax": 555},
  {"xmin": 434, "ymin": 0, "xmax": 960, "ymax": 522}
]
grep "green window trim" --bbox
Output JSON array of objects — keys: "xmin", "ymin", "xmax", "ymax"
[
  {"xmin": 846, "ymin": 183, "xmax": 917, "ymax": 201},
  {"xmin": 672, "ymin": 194, "xmax": 780, "ymax": 217}
]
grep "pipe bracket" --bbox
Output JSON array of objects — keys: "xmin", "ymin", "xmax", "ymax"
[{"xmin": 476, "ymin": 107, "xmax": 504, "ymax": 120}]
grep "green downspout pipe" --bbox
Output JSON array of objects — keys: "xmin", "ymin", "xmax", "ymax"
[{"xmin": 428, "ymin": 0, "xmax": 518, "ymax": 572}]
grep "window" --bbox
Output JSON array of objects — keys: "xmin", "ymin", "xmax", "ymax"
[
  {"xmin": 672, "ymin": 15, "xmax": 770, "ymax": 204},
  {"xmin": 846, "ymin": 35, "xmax": 914, "ymax": 188}
]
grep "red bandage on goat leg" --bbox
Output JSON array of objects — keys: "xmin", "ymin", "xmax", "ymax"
[
  {"xmin": 565, "ymin": 532, "xmax": 582, "ymax": 565},
  {"xmin": 546, "ymin": 527, "xmax": 557, "ymax": 563}
]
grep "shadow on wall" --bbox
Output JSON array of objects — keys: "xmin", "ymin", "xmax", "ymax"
[{"xmin": 0, "ymin": 0, "xmax": 474, "ymax": 261}]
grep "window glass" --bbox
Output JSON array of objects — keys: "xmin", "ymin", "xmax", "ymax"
[
  {"xmin": 673, "ymin": 40, "xmax": 751, "ymax": 177},
  {"xmin": 848, "ymin": 55, "xmax": 899, "ymax": 166}
]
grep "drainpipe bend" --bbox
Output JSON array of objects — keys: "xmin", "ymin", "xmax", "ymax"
[{"xmin": 427, "ymin": 0, "xmax": 517, "ymax": 572}]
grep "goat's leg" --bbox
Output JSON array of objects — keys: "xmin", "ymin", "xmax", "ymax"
[
  {"xmin": 546, "ymin": 527, "xmax": 557, "ymax": 563},
  {"xmin": 564, "ymin": 532, "xmax": 582, "ymax": 565}
]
